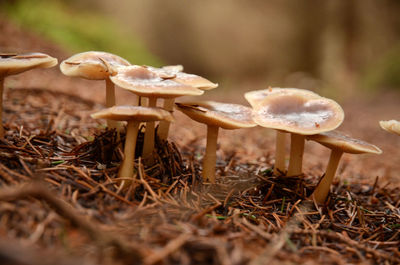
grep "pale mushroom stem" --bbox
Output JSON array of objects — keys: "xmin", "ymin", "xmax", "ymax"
[
  {"xmin": 287, "ymin": 134, "xmax": 305, "ymax": 176},
  {"xmin": 274, "ymin": 130, "xmax": 286, "ymax": 175},
  {"xmin": 157, "ymin": 98, "xmax": 175, "ymax": 141},
  {"xmin": 118, "ymin": 120, "xmax": 140, "ymax": 185},
  {"xmin": 203, "ymin": 125, "xmax": 219, "ymax": 183},
  {"xmin": 105, "ymin": 78, "xmax": 117, "ymax": 129},
  {"xmin": 0, "ymin": 78, "xmax": 4, "ymax": 138},
  {"xmin": 311, "ymin": 149, "xmax": 343, "ymax": 204},
  {"xmin": 142, "ymin": 97, "xmax": 157, "ymax": 160}
]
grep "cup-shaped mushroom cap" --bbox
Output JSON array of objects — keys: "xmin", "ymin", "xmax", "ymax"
[
  {"xmin": 60, "ymin": 51, "xmax": 130, "ymax": 80},
  {"xmin": 253, "ymin": 92, "xmax": 344, "ymax": 135},
  {"xmin": 144, "ymin": 65, "xmax": 218, "ymax": 90},
  {"xmin": 175, "ymin": 101, "xmax": 257, "ymax": 130},
  {"xmin": 91, "ymin": 105, "xmax": 174, "ymax": 122},
  {"xmin": 379, "ymin": 120, "xmax": 400, "ymax": 136},
  {"xmin": 0, "ymin": 52, "xmax": 58, "ymax": 76},
  {"xmin": 307, "ymin": 131, "xmax": 382, "ymax": 154},
  {"xmin": 110, "ymin": 65, "xmax": 204, "ymax": 98},
  {"xmin": 245, "ymin": 87, "xmax": 319, "ymax": 108}
]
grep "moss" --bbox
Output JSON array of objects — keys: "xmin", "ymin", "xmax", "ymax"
[
  {"xmin": 362, "ymin": 44, "xmax": 400, "ymax": 91},
  {"xmin": 2, "ymin": 0, "xmax": 162, "ymax": 66}
]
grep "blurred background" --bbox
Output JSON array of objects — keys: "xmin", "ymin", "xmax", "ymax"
[{"xmin": 1, "ymin": 0, "xmax": 400, "ymax": 99}]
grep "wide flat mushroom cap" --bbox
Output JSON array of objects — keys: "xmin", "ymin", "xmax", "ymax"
[
  {"xmin": 91, "ymin": 105, "xmax": 173, "ymax": 122},
  {"xmin": 110, "ymin": 65, "xmax": 204, "ymax": 98},
  {"xmin": 144, "ymin": 65, "xmax": 218, "ymax": 90},
  {"xmin": 253, "ymin": 92, "xmax": 344, "ymax": 135},
  {"xmin": 0, "ymin": 52, "xmax": 58, "ymax": 76},
  {"xmin": 307, "ymin": 131, "xmax": 382, "ymax": 154},
  {"xmin": 380, "ymin": 120, "xmax": 400, "ymax": 136},
  {"xmin": 60, "ymin": 51, "xmax": 130, "ymax": 80},
  {"xmin": 175, "ymin": 101, "xmax": 257, "ymax": 129},
  {"xmin": 245, "ymin": 87, "xmax": 319, "ymax": 108}
]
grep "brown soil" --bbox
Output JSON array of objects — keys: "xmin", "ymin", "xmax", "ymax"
[{"xmin": 0, "ymin": 14, "xmax": 399, "ymax": 265}]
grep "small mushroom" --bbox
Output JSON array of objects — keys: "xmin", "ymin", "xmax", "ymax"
[
  {"xmin": 0, "ymin": 52, "xmax": 58, "ymax": 138},
  {"xmin": 252, "ymin": 91, "xmax": 344, "ymax": 176},
  {"xmin": 110, "ymin": 65, "xmax": 203, "ymax": 160},
  {"xmin": 245, "ymin": 88, "xmax": 319, "ymax": 175},
  {"xmin": 91, "ymin": 106, "xmax": 173, "ymax": 186},
  {"xmin": 175, "ymin": 101, "xmax": 256, "ymax": 183},
  {"xmin": 307, "ymin": 131, "xmax": 382, "ymax": 204},
  {"xmin": 60, "ymin": 51, "xmax": 130, "ymax": 129},
  {"xmin": 144, "ymin": 65, "xmax": 218, "ymax": 140},
  {"xmin": 380, "ymin": 120, "xmax": 400, "ymax": 135}
]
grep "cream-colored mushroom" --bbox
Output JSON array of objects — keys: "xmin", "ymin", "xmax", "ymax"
[
  {"xmin": 109, "ymin": 65, "xmax": 203, "ymax": 161},
  {"xmin": 252, "ymin": 91, "xmax": 344, "ymax": 176},
  {"xmin": 91, "ymin": 106, "xmax": 173, "ymax": 187},
  {"xmin": 307, "ymin": 131, "xmax": 382, "ymax": 204},
  {"xmin": 60, "ymin": 51, "xmax": 130, "ymax": 129},
  {"xmin": 380, "ymin": 120, "xmax": 400, "ymax": 135},
  {"xmin": 0, "ymin": 52, "xmax": 58, "ymax": 138},
  {"xmin": 144, "ymin": 65, "xmax": 218, "ymax": 140},
  {"xmin": 245, "ymin": 87, "xmax": 319, "ymax": 175},
  {"xmin": 175, "ymin": 101, "xmax": 256, "ymax": 183}
]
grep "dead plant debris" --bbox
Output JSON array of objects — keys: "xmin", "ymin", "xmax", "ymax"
[{"xmin": 0, "ymin": 88, "xmax": 398, "ymax": 265}]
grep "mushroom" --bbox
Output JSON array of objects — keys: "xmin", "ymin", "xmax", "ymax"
[
  {"xmin": 307, "ymin": 131, "xmax": 382, "ymax": 204},
  {"xmin": 109, "ymin": 65, "xmax": 203, "ymax": 160},
  {"xmin": 0, "ymin": 52, "xmax": 58, "ymax": 138},
  {"xmin": 59, "ymin": 51, "xmax": 130, "ymax": 129},
  {"xmin": 144, "ymin": 65, "xmax": 218, "ymax": 140},
  {"xmin": 252, "ymin": 91, "xmax": 344, "ymax": 176},
  {"xmin": 175, "ymin": 101, "xmax": 256, "ymax": 183},
  {"xmin": 91, "ymin": 106, "xmax": 173, "ymax": 185},
  {"xmin": 379, "ymin": 120, "xmax": 400, "ymax": 135},
  {"xmin": 245, "ymin": 87, "xmax": 319, "ymax": 175}
]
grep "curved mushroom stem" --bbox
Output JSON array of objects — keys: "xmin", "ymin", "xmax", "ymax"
[
  {"xmin": 142, "ymin": 97, "xmax": 157, "ymax": 161},
  {"xmin": 105, "ymin": 78, "xmax": 117, "ymax": 129},
  {"xmin": 157, "ymin": 98, "xmax": 175, "ymax": 141},
  {"xmin": 287, "ymin": 134, "xmax": 305, "ymax": 176},
  {"xmin": 118, "ymin": 120, "xmax": 140, "ymax": 186},
  {"xmin": 274, "ymin": 130, "xmax": 286, "ymax": 175},
  {"xmin": 0, "ymin": 78, "xmax": 4, "ymax": 138},
  {"xmin": 310, "ymin": 149, "xmax": 343, "ymax": 204},
  {"xmin": 203, "ymin": 125, "xmax": 219, "ymax": 183}
]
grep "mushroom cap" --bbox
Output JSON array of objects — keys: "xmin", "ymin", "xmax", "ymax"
[
  {"xmin": 0, "ymin": 52, "xmax": 58, "ymax": 76},
  {"xmin": 175, "ymin": 101, "xmax": 257, "ymax": 129},
  {"xmin": 244, "ymin": 87, "xmax": 319, "ymax": 108},
  {"xmin": 252, "ymin": 91, "xmax": 344, "ymax": 135},
  {"xmin": 379, "ymin": 120, "xmax": 400, "ymax": 136},
  {"xmin": 91, "ymin": 105, "xmax": 174, "ymax": 122},
  {"xmin": 110, "ymin": 65, "xmax": 204, "ymax": 98},
  {"xmin": 60, "ymin": 51, "xmax": 130, "ymax": 80},
  {"xmin": 144, "ymin": 65, "xmax": 218, "ymax": 90},
  {"xmin": 307, "ymin": 131, "xmax": 382, "ymax": 154}
]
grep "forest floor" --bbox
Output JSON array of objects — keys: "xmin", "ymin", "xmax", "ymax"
[{"xmin": 0, "ymin": 15, "xmax": 399, "ymax": 265}]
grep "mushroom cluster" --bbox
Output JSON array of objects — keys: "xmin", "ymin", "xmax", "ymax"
[
  {"xmin": 1, "ymin": 49, "xmax": 385, "ymax": 206},
  {"xmin": 245, "ymin": 87, "xmax": 382, "ymax": 203},
  {"xmin": 58, "ymin": 51, "xmax": 218, "ymax": 186}
]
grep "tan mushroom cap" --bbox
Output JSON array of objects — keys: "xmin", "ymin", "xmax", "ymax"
[
  {"xmin": 307, "ymin": 131, "xmax": 382, "ymax": 154},
  {"xmin": 60, "ymin": 51, "xmax": 130, "ymax": 80},
  {"xmin": 0, "ymin": 52, "xmax": 58, "ymax": 76},
  {"xmin": 245, "ymin": 87, "xmax": 319, "ymax": 108},
  {"xmin": 91, "ymin": 105, "xmax": 173, "ymax": 122},
  {"xmin": 175, "ymin": 101, "xmax": 257, "ymax": 129},
  {"xmin": 110, "ymin": 65, "xmax": 204, "ymax": 98},
  {"xmin": 379, "ymin": 120, "xmax": 400, "ymax": 136},
  {"xmin": 253, "ymin": 92, "xmax": 344, "ymax": 135},
  {"xmin": 144, "ymin": 65, "xmax": 218, "ymax": 90}
]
